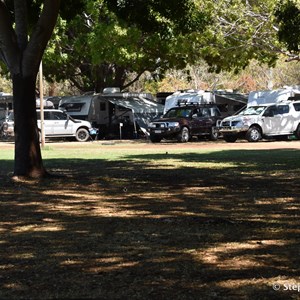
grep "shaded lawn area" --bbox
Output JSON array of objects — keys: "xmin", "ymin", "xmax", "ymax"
[{"xmin": 1, "ymin": 144, "xmax": 300, "ymax": 299}]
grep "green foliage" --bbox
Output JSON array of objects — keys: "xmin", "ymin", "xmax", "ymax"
[
  {"xmin": 275, "ymin": 0, "xmax": 300, "ymax": 52},
  {"xmin": 105, "ymin": 0, "xmax": 209, "ymax": 37},
  {"xmin": 43, "ymin": 0, "xmax": 211, "ymax": 92},
  {"xmin": 41, "ymin": 0, "xmax": 295, "ymax": 93}
]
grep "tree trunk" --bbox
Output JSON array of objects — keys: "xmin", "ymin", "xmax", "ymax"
[{"xmin": 13, "ymin": 74, "xmax": 47, "ymax": 178}]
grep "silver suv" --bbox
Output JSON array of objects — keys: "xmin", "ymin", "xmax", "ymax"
[
  {"xmin": 0, "ymin": 109, "xmax": 95, "ymax": 142},
  {"xmin": 217, "ymin": 101, "xmax": 300, "ymax": 142}
]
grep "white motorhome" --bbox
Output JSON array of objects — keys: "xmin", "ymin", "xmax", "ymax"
[{"xmin": 59, "ymin": 90, "xmax": 164, "ymax": 138}]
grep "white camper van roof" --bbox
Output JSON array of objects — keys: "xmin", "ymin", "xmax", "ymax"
[{"xmin": 248, "ymin": 86, "xmax": 300, "ymax": 106}]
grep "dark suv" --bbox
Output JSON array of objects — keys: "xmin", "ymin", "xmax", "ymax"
[{"xmin": 148, "ymin": 103, "xmax": 222, "ymax": 142}]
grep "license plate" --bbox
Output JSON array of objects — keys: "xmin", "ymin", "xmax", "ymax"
[{"xmin": 154, "ymin": 130, "xmax": 161, "ymax": 133}]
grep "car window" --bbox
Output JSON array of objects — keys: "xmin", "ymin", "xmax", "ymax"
[
  {"xmin": 200, "ymin": 108, "xmax": 211, "ymax": 117},
  {"xmin": 293, "ymin": 103, "xmax": 300, "ymax": 111},
  {"xmin": 277, "ymin": 105, "xmax": 289, "ymax": 114},
  {"xmin": 263, "ymin": 105, "xmax": 277, "ymax": 116},
  {"xmin": 37, "ymin": 111, "xmax": 51, "ymax": 120},
  {"xmin": 164, "ymin": 108, "xmax": 192, "ymax": 118},
  {"xmin": 44, "ymin": 112, "xmax": 51, "ymax": 120},
  {"xmin": 212, "ymin": 108, "xmax": 222, "ymax": 117},
  {"xmin": 51, "ymin": 111, "xmax": 67, "ymax": 120}
]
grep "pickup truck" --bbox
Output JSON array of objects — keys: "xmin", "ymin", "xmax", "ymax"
[{"xmin": 148, "ymin": 103, "xmax": 222, "ymax": 143}]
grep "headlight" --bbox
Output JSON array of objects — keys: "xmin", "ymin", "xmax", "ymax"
[
  {"xmin": 167, "ymin": 122, "xmax": 180, "ymax": 127},
  {"xmin": 232, "ymin": 121, "xmax": 244, "ymax": 127}
]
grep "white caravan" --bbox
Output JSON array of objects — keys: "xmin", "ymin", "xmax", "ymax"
[{"xmin": 59, "ymin": 90, "xmax": 164, "ymax": 138}]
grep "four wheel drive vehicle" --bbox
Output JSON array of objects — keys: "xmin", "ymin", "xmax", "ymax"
[
  {"xmin": 148, "ymin": 104, "xmax": 222, "ymax": 143},
  {"xmin": 217, "ymin": 101, "xmax": 300, "ymax": 142},
  {"xmin": 1, "ymin": 109, "xmax": 96, "ymax": 142}
]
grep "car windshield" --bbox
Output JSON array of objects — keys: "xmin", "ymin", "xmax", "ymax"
[
  {"xmin": 164, "ymin": 108, "xmax": 192, "ymax": 118},
  {"xmin": 238, "ymin": 106, "xmax": 266, "ymax": 116}
]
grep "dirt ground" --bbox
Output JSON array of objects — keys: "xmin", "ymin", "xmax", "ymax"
[{"xmin": 1, "ymin": 139, "xmax": 300, "ymax": 299}]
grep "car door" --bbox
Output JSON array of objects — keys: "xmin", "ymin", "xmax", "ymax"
[
  {"xmin": 277, "ymin": 104, "xmax": 294, "ymax": 133},
  {"xmin": 37, "ymin": 111, "xmax": 54, "ymax": 135},
  {"xmin": 197, "ymin": 107, "xmax": 214, "ymax": 134},
  {"xmin": 50, "ymin": 111, "xmax": 73, "ymax": 135},
  {"xmin": 262, "ymin": 105, "xmax": 291, "ymax": 135},
  {"xmin": 190, "ymin": 108, "xmax": 205, "ymax": 135}
]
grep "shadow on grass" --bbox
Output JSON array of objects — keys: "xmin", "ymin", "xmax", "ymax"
[{"xmin": 1, "ymin": 149, "xmax": 300, "ymax": 299}]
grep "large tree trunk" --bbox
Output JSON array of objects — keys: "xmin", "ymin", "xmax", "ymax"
[
  {"xmin": 13, "ymin": 74, "xmax": 47, "ymax": 178},
  {"xmin": 0, "ymin": 0, "xmax": 61, "ymax": 178}
]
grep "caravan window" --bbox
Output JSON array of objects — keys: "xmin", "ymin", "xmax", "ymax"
[{"xmin": 61, "ymin": 102, "xmax": 84, "ymax": 112}]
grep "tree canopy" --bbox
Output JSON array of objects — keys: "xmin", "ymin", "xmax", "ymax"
[
  {"xmin": 275, "ymin": 0, "xmax": 300, "ymax": 61},
  {"xmin": 41, "ymin": 0, "xmax": 294, "ymax": 93},
  {"xmin": 42, "ymin": 0, "xmax": 210, "ymax": 92}
]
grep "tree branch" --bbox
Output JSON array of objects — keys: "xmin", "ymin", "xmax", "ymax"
[
  {"xmin": 23, "ymin": 0, "xmax": 61, "ymax": 76},
  {"xmin": 0, "ymin": 0, "xmax": 20, "ymax": 74},
  {"xmin": 14, "ymin": 0, "xmax": 28, "ymax": 51}
]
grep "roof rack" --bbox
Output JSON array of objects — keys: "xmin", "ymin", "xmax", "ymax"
[{"xmin": 176, "ymin": 99, "xmax": 214, "ymax": 107}]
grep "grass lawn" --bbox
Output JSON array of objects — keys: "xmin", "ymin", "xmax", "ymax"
[{"xmin": 1, "ymin": 140, "xmax": 300, "ymax": 299}]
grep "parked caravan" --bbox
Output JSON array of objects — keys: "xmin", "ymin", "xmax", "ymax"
[
  {"xmin": 0, "ymin": 93, "xmax": 56, "ymax": 120},
  {"xmin": 59, "ymin": 91, "xmax": 164, "ymax": 139},
  {"xmin": 164, "ymin": 90, "xmax": 247, "ymax": 117}
]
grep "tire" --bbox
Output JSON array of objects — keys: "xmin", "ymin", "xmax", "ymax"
[
  {"xmin": 295, "ymin": 124, "xmax": 300, "ymax": 139},
  {"xmin": 210, "ymin": 126, "xmax": 219, "ymax": 141},
  {"xmin": 177, "ymin": 127, "xmax": 190, "ymax": 143},
  {"xmin": 76, "ymin": 128, "xmax": 90, "ymax": 142},
  {"xmin": 223, "ymin": 134, "xmax": 237, "ymax": 143},
  {"xmin": 150, "ymin": 135, "xmax": 161, "ymax": 143},
  {"xmin": 246, "ymin": 126, "xmax": 262, "ymax": 142}
]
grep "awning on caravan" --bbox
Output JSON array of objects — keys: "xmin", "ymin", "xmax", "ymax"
[{"xmin": 104, "ymin": 96, "xmax": 164, "ymax": 131}]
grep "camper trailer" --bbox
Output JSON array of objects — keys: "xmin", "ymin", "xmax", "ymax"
[
  {"xmin": 59, "ymin": 90, "xmax": 164, "ymax": 139},
  {"xmin": 164, "ymin": 90, "xmax": 247, "ymax": 117}
]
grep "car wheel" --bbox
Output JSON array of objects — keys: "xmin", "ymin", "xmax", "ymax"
[
  {"xmin": 76, "ymin": 128, "xmax": 90, "ymax": 142},
  {"xmin": 150, "ymin": 135, "xmax": 162, "ymax": 143},
  {"xmin": 295, "ymin": 124, "xmax": 300, "ymax": 139},
  {"xmin": 210, "ymin": 126, "xmax": 219, "ymax": 141},
  {"xmin": 223, "ymin": 134, "xmax": 237, "ymax": 143},
  {"xmin": 246, "ymin": 126, "xmax": 262, "ymax": 142},
  {"xmin": 177, "ymin": 127, "xmax": 190, "ymax": 143}
]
